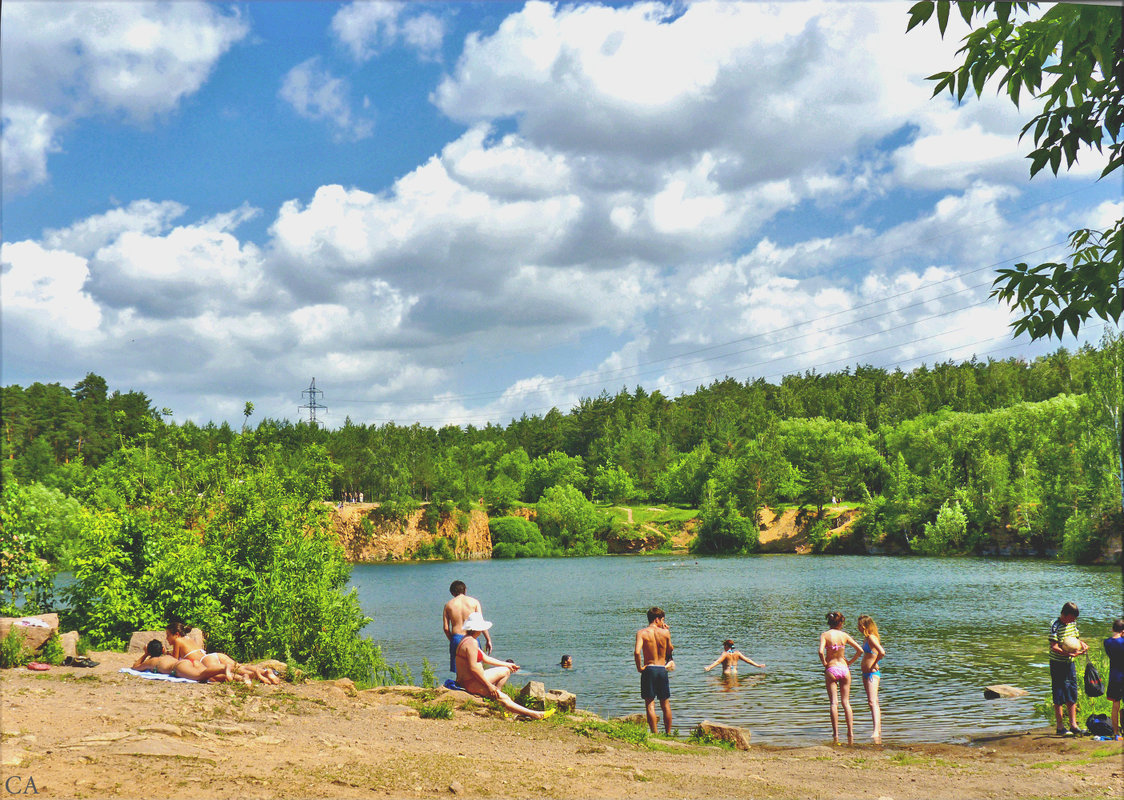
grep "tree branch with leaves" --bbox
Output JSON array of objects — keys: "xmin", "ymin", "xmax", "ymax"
[{"xmin": 908, "ymin": 0, "xmax": 1122, "ymax": 339}]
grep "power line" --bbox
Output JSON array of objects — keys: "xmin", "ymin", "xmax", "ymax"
[{"xmin": 298, "ymin": 378, "xmax": 328, "ymax": 428}]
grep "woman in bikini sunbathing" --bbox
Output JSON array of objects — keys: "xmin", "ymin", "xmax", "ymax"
[
  {"xmin": 818, "ymin": 611, "xmax": 863, "ymax": 745},
  {"xmin": 454, "ymin": 612, "xmax": 553, "ymax": 720},
  {"xmin": 166, "ymin": 621, "xmax": 281, "ymax": 685},
  {"xmin": 132, "ymin": 639, "xmax": 232, "ymax": 683},
  {"xmin": 857, "ymin": 614, "xmax": 887, "ymax": 744}
]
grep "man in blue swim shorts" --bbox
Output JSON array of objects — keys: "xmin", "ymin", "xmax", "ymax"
[
  {"xmin": 443, "ymin": 580, "xmax": 491, "ymax": 673},
  {"xmin": 634, "ymin": 606, "xmax": 673, "ymax": 734}
]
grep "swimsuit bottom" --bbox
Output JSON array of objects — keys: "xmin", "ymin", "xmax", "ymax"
[
  {"xmin": 825, "ymin": 665, "xmax": 849, "ymax": 682},
  {"xmin": 863, "ymin": 669, "xmax": 881, "ymax": 680},
  {"xmin": 641, "ymin": 664, "xmax": 671, "ymax": 700},
  {"xmin": 449, "ymin": 634, "xmax": 465, "ymax": 672}
]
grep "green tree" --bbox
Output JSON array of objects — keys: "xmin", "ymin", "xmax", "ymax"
[
  {"xmin": 909, "ymin": 1, "xmax": 1122, "ymax": 339},
  {"xmin": 690, "ymin": 480, "xmax": 759, "ymax": 555},
  {"xmin": 489, "ymin": 516, "xmax": 548, "ymax": 559},
  {"xmin": 535, "ymin": 484, "xmax": 608, "ymax": 556}
]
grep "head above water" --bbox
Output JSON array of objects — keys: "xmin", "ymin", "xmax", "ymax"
[
  {"xmin": 450, "ymin": 580, "xmax": 466, "ymax": 597},
  {"xmin": 826, "ymin": 611, "xmax": 845, "ymax": 629},
  {"xmin": 146, "ymin": 639, "xmax": 164, "ymax": 658},
  {"xmin": 857, "ymin": 614, "xmax": 879, "ymax": 637},
  {"xmin": 647, "ymin": 607, "xmax": 665, "ymax": 624},
  {"xmin": 560, "ymin": 654, "xmax": 572, "ymax": 668}
]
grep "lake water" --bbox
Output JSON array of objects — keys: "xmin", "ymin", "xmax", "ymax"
[{"xmin": 352, "ymin": 554, "xmax": 1121, "ymax": 746}]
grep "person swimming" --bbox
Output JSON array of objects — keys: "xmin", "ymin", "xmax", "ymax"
[
  {"xmin": 704, "ymin": 639, "xmax": 765, "ymax": 675},
  {"xmin": 819, "ymin": 611, "xmax": 863, "ymax": 745},
  {"xmin": 560, "ymin": 654, "xmax": 572, "ymax": 668}
]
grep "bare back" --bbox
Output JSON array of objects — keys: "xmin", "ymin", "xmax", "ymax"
[
  {"xmin": 636, "ymin": 624, "xmax": 671, "ymax": 666},
  {"xmin": 443, "ymin": 594, "xmax": 481, "ymax": 638}
]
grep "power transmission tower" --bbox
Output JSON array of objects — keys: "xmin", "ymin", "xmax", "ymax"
[{"xmin": 299, "ymin": 378, "xmax": 327, "ymax": 428}]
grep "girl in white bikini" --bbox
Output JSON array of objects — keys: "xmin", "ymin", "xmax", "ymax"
[
  {"xmin": 818, "ymin": 611, "xmax": 862, "ymax": 745},
  {"xmin": 166, "ymin": 621, "xmax": 281, "ymax": 685}
]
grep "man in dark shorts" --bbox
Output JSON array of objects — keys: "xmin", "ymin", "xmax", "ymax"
[{"xmin": 634, "ymin": 606, "xmax": 673, "ymax": 734}]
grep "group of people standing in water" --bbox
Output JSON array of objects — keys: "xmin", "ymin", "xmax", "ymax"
[{"xmin": 819, "ymin": 612, "xmax": 885, "ymax": 744}]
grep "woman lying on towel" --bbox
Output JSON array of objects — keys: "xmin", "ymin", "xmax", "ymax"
[
  {"xmin": 166, "ymin": 621, "xmax": 281, "ymax": 685},
  {"xmin": 132, "ymin": 639, "xmax": 232, "ymax": 682}
]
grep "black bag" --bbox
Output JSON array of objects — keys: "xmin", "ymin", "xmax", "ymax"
[
  {"xmin": 1084, "ymin": 658, "xmax": 1104, "ymax": 698},
  {"xmin": 1086, "ymin": 713, "xmax": 1112, "ymax": 737}
]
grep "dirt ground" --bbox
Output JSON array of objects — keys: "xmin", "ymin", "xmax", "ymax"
[{"xmin": 2, "ymin": 651, "xmax": 1121, "ymax": 800}]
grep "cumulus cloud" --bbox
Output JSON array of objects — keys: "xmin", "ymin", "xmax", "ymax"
[
  {"xmin": 331, "ymin": 1, "xmax": 446, "ymax": 62},
  {"xmin": 0, "ymin": 1, "xmax": 248, "ymax": 192},
  {"xmin": 279, "ymin": 58, "xmax": 374, "ymax": 142}
]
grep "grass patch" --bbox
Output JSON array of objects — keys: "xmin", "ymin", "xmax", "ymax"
[
  {"xmin": 414, "ymin": 699, "xmax": 454, "ymax": 719},
  {"xmin": 686, "ymin": 729, "xmax": 736, "ymax": 750},
  {"xmin": 571, "ymin": 718, "xmax": 651, "ymax": 747}
]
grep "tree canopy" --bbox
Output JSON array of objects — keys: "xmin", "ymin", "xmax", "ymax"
[{"xmin": 908, "ymin": 0, "xmax": 1122, "ymax": 339}]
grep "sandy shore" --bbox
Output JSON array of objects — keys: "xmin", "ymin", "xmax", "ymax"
[{"xmin": 2, "ymin": 651, "xmax": 1121, "ymax": 799}]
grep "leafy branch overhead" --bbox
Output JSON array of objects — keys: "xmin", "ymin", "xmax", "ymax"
[{"xmin": 908, "ymin": 0, "xmax": 1122, "ymax": 339}]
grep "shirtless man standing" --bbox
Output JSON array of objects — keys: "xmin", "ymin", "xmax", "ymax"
[
  {"xmin": 634, "ymin": 607, "xmax": 673, "ymax": 734},
  {"xmin": 443, "ymin": 580, "xmax": 492, "ymax": 673}
]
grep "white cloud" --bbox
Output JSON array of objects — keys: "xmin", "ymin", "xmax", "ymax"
[
  {"xmin": 279, "ymin": 57, "xmax": 374, "ymax": 141},
  {"xmin": 331, "ymin": 1, "xmax": 445, "ymax": 62},
  {"xmin": 0, "ymin": 1, "xmax": 248, "ymax": 192}
]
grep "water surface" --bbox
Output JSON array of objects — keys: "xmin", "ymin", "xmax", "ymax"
[{"xmin": 352, "ymin": 555, "xmax": 1121, "ymax": 745}]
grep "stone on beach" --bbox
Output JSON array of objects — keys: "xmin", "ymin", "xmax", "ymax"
[
  {"xmin": 0, "ymin": 614, "xmax": 59, "ymax": 652},
  {"xmin": 983, "ymin": 685, "xmax": 1028, "ymax": 699},
  {"xmin": 545, "ymin": 688, "xmax": 576, "ymax": 712},
  {"xmin": 695, "ymin": 720, "xmax": 752, "ymax": 750},
  {"xmin": 517, "ymin": 680, "xmax": 546, "ymax": 706}
]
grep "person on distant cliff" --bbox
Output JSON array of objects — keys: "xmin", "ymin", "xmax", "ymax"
[
  {"xmin": 635, "ymin": 607, "xmax": 673, "ymax": 734},
  {"xmin": 444, "ymin": 580, "xmax": 492, "ymax": 673}
]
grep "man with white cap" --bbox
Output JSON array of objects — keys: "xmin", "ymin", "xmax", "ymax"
[{"xmin": 454, "ymin": 611, "xmax": 554, "ymax": 720}]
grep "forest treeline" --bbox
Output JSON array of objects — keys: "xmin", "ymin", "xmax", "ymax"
[
  {"xmin": 5, "ymin": 333, "xmax": 1122, "ymax": 566},
  {"xmin": 3, "ymin": 336, "xmax": 1120, "ymax": 677}
]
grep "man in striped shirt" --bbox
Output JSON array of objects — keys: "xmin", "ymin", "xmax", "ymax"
[{"xmin": 1049, "ymin": 601, "xmax": 1089, "ymax": 736}]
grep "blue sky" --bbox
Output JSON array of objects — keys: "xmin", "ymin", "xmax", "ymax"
[{"xmin": 3, "ymin": 1, "xmax": 1119, "ymax": 428}]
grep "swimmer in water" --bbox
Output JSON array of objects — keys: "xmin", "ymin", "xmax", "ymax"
[{"xmin": 704, "ymin": 639, "xmax": 765, "ymax": 674}]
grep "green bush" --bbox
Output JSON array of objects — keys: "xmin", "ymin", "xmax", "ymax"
[
  {"xmin": 0, "ymin": 629, "xmax": 32, "ymax": 669},
  {"xmin": 690, "ymin": 481, "xmax": 758, "ymax": 555},
  {"xmin": 39, "ymin": 630, "xmax": 66, "ymax": 666},
  {"xmin": 535, "ymin": 485, "xmax": 609, "ymax": 556},
  {"xmin": 489, "ymin": 516, "xmax": 547, "ymax": 558},
  {"xmin": 420, "ymin": 657, "xmax": 437, "ymax": 689},
  {"xmin": 0, "ymin": 479, "xmax": 57, "ymax": 614},
  {"xmin": 1061, "ymin": 511, "xmax": 1104, "ymax": 563},
  {"xmin": 912, "ymin": 500, "xmax": 968, "ymax": 555},
  {"xmin": 62, "ymin": 451, "xmax": 388, "ymax": 682}
]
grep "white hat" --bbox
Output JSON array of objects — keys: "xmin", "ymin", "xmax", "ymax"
[{"xmin": 463, "ymin": 611, "xmax": 493, "ymax": 633}]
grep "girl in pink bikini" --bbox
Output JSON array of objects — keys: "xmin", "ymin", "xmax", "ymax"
[{"xmin": 818, "ymin": 611, "xmax": 863, "ymax": 745}]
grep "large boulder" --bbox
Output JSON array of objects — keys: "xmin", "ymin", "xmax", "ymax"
[
  {"xmin": 545, "ymin": 689, "xmax": 576, "ymax": 712},
  {"xmin": 0, "ymin": 614, "xmax": 59, "ymax": 652},
  {"xmin": 694, "ymin": 720, "xmax": 751, "ymax": 750},
  {"xmin": 127, "ymin": 628, "xmax": 203, "ymax": 654},
  {"xmin": 984, "ymin": 684, "xmax": 1028, "ymax": 699}
]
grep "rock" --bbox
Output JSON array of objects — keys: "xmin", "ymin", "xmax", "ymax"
[
  {"xmin": 613, "ymin": 714, "xmax": 650, "ymax": 727},
  {"xmin": 695, "ymin": 720, "xmax": 751, "ymax": 751},
  {"xmin": 254, "ymin": 659, "xmax": 286, "ymax": 673},
  {"xmin": 1, "ymin": 747, "xmax": 29, "ymax": 767},
  {"xmin": 545, "ymin": 689, "xmax": 576, "ymax": 712},
  {"xmin": 517, "ymin": 680, "xmax": 546, "ymax": 707},
  {"xmin": 127, "ymin": 627, "xmax": 203, "ymax": 654},
  {"xmin": 333, "ymin": 678, "xmax": 358, "ymax": 696},
  {"xmin": 58, "ymin": 631, "xmax": 79, "ymax": 659},
  {"xmin": 448, "ymin": 781, "xmax": 465, "ymax": 795},
  {"xmin": 0, "ymin": 614, "xmax": 58, "ymax": 652},
  {"xmin": 984, "ymin": 684, "xmax": 1028, "ymax": 699},
  {"xmin": 138, "ymin": 724, "xmax": 183, "ymax": 737}
]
